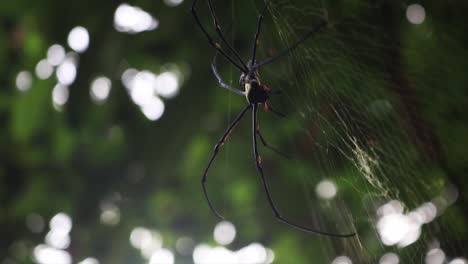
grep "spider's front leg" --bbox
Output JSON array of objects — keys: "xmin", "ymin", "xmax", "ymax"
[
  {"xmin": 211, "ymin": 52, "xmax": 245, "ymax": 96},
  {"xmin": 254, "ymin": 20, "xmax": 328, "ymax": 69},
  {"xmin": 190, "ymin": 0, "xmax": 248, "ymax": 73}
]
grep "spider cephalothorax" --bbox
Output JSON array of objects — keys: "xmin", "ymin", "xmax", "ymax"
[
  {"xmin": 191, "ymin": 0, "xmax": 355, "ymax": 237},
  {"xmin": 240, "ymin": 64, "xmax": 271, "ymax": 107},
  {"xmin": 244, "ymin": 80, "xmax": 270, "ymax": 105}
]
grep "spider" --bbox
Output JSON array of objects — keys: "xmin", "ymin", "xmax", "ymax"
[{"xmin": 191, "ymin": 0, "xmax": 355, "ymax": 237}]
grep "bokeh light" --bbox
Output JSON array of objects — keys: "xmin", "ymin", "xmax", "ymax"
[
  {"xmin": 406, "ymin": 4, "xmax": 426, "ymax": 25},
  {"xmin": 56, "ymin": 57, "xmax": 77, "ymax": 85},
  {"xmin": 122, "ymin": 69, "xmax": 166, "ymax": 121},
  {"xmin": 377, "ymin": 200, "xmax": 404, "ymax": 216},
  {"xmin": 379, "ymin": 252, "xmax": 399, "ymax": 264},
  {"xmin": 426, "ymin": 248, "xmax": 446, "ymax": 264},
  {"xmin": 130, "ymin": 71, "xmax": 156, "ymax": 106},
  {"xmin": 49, "ymin": 213, "xmax": 72, "ymax": 234},
  {"xmin": 26, "ymin": 213, "xmax": 45, "ymax": 234},
  {"xmin": 130, "ymin": 227, "xmax": 153, "ymax": 249},
  {"xmin": 52, "ymin": 84, "xmax": 69, "ymax": 110},
  {"xmin": 35, "ymin": 59, "xmax": 54, "ymax": 80},
  {"xmin": 114, "ymin": 4, "xmax": 159, "ymax": 33},
  {"xmin": 192, "ymin": 242, "xmax": 273, "ymax": 264},
  {"xmin": 315, "ymin": 179, "xmax": 337, "ymax": 199},
  {"xmin": 378, "ymin": 213, "xmax": 414, "ymax": 246},
  {"xmin": 377, "ymin": 200, "xmax": 438, "ymax": 247},
  {"xmin": 149, "ymin": 248, "xmax": 175, "ymax": 264},
  {"xmin": 377, "ymin": 208, "xmax": 417, "ymax": 247},
  {"xmin": 176, "ymin": 237, "xmax": 195, "ymax": 256},
  {"xmin": 154, "ymin": 71, "xmax": 180, "ymax": 98},
  {"xmin": 450, "ymin": 258, "xmax": 468, "ymax": 264},
  {"xmin": 45, "ymin": 229, "xmax": 71, "ymax": 249},
  {"xmin": 47, "ymin": 44, "xmax": 66, "ymax": 66},
  {"xmin": 33, "ymin": 244, "xmax": 71, "ymax": 264},
  {"xmin": 90, "ymin": 76, "xmax": 112, "ymax": 103},
  {"xmin": 77, "ymin": 257, "xmax": 99, "ymax": 264},
  {"xmin": 141, "ymin": 96, "xmax": 165, "ymax": 121},
  {"xmin": 99, "ymin": 203, "xmax": 120, "ymax": 226},
  {"xmin": 332, "ymin": 256, "xmax": 352, "ymax": 264},
  {"xmin": 67, "ymin": 26, "xmax": 90, "ymax": 53},
  {"xmin": 4, "ymin": 1, "xmax": 468, "ymax": 264},
  {"xmin": 130, "ymin": 227, "xmax": 163, "ymax": 259},
  {"xmin": 41, "ymin": 213, "xmax": 73, "ymax": 250},
  {"xmin": 164, "ymin": 0, "xmax": 184, "ymax": 7},
  {"xmin": 15, "ymin": 71, "xmax": 32, "ymax": 92},
  {"xmin": 213, "ymin": 221, "xmax": 236, "ymax": 245}
]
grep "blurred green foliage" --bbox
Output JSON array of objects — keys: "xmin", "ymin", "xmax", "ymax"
[{"xmin": 1, "ymin": 0, "xmax": 468, "ymax": 263}]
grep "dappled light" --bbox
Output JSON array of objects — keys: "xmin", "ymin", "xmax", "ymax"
[
  {"xmin": 377, "ymin": 200, "xmax": 438, "ymax": 247},
  {"xmin": 99, "ymin": 202, "xmax": 120, "ymax": 226},
  {"xmin": 2, "ymin": 0, "xmax": 467, "ymax": 263},
  {"xmin": 379, "ymin": 253, "xmax": 399, "ymax": 264},
  {"xmin": 213, "ymin": 221, "xmax": 236, "ymax": 246},
  {"xmin": 149, "ymin": 248, "xmax": 175, "ymax": 264},
  {"xmin": 426, "ymin": 248, "xmax": 446, "ymax": 264},
  {"xmin": 33, "ymin": 245, "xmax": 72, "ymax": 264},
  {"xmin": 121, "ymin": 67, "xmax": 182, "ymax": 120},
  {"xmin": 90, "ymin": 76, "xmax": 112, "ymax": 104},
  {"xmin": 15, "ymin": 71, "xmax": 32, "ymax": 92},
  {"xmin": 47, "ymin": 44, "xmax": 66, "ymax": 66},
  {"xmin": 77, "ymin": 257, "xmax": 100, "ymax": 264},
  {"xmin": 56, "ymin": 56, "xmax": 77, "ymax": 86},
  {"xmin": 31, "ymin": 213, "xmax": 73, "ymax": 264},
  {"xmin": 176, "ymin": 237, "xmax": 195, "ymax": 256},
  {"xmin": 114, "ymin": 4, "xmax": 159, "ymax": 34},
  {"xmin": 315, "ymin": 179, "xmax": 337, "ymax": 200},
  {"xmin": 406, "ymin": 4, "xmax": 426, "ymax": 25},
  {"xmin": 67, "ymin": 26, "xmax": 90, "ymax": 53},
  {"xmin": 164, "ymin": 0, "xmax": 184, "ymax": 7},
  {"xmin": 130, "ymin": 227, "xmax": 164, "ymax": 259},
  {"xmin": 46, "ymin": 213, "xmax": 72, "ymax": 249},
  {"xmin": 45, "ymin": 229, "xmax": 71, "ymax": 249},
  {"xmin": 154, "ymin": 71, "xmax": 180, "ymax": 99},
  {"xmin": 26, "ymin": 213, "xmax": 45, "ymax": 234},
  {"xmin": 52, "ymin": 84, "xmax": 69, "ymax": 110},
  {"xmin": 35, "ymin": 59, "xmax": 54, "ymax": 80},
  {"xmin": 331, "ymin": 256, "xmax": 352, "ymax": 264},
  {"xmin": 192, "ymin": 243, "xmax": 274, "ymax": 264},
  {"xmin": 450, "ymin": 259, "xmax": 468, "ymax": 264}
]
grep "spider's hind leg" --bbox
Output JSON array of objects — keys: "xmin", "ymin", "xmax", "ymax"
[
  {"xmin": 202, "ymin": 104, "xmax": 252, "ymax": 219},
  {"xmin": 252, "ymin": 104, "xmax": 356, "ymax": 237},
  {"xmin": 256, "ymin": 128, "xmax": 291, "ymax": 159},
  {"xmin": 267, "ymin": 104, "xmax": 286, "ymax": 118}
]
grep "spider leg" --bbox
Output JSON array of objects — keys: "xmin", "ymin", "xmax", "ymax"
[
  {"xmin": 206, "ymin": 0, "xmax": 249, "ymax": 71},
  {"xmin": 250, "ymin": 1, "xmax": 269, "ymax": 65},
  {"xmin": 202, "ymin": 104, "xmax": 252, "ymax": 219},
  {"xmin": 252, "ymin": 104, "xmax": 355, "ymax": 237},
  {"xmin": 191, "ymin": 0, "xmax": 248, "ymax": 72},
  {"xmin": 267, "ymin": 104, "xmax": 286, "ymax": 118},
  {"xmin": 256, "ymin": 127, "xmax": 291, "ymax": 159},
  {"xmin": 211, "ymin": 52, "xmax": 245, "ymax": 96},
  {"xmin": 254, "ymin": 20, "xmax": 327, "ymax": 69}
]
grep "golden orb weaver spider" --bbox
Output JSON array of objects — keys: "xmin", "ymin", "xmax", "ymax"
[{"xmin": 191, "ymin": 0, "xmax": 356, "ymax": 237}]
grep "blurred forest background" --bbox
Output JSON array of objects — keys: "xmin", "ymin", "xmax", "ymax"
[{"xmin": 1, "ymin": 0, "xmax": 467, "ymax": 263}]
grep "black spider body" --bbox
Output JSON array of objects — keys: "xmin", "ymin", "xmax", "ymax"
[
  {"xmin": 191, "ymin": 0, "xmax": 355, "ymax": 237},
  {"xmin": 244, "ymin": 81, "xmax": 269, "ymax": 104},
  {"xmin": 239, "ymin": 66, "xmax": 269, "ymax": 104}
]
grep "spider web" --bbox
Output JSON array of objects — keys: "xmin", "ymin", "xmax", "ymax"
[{"xmin": 245, "ymin": 0, "xmax": 467, "ymax": 263}]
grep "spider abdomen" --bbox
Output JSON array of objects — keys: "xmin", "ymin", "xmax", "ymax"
[{"xmin": 245, "ymin": 82, "xmax": 269, "ymax": 104}]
